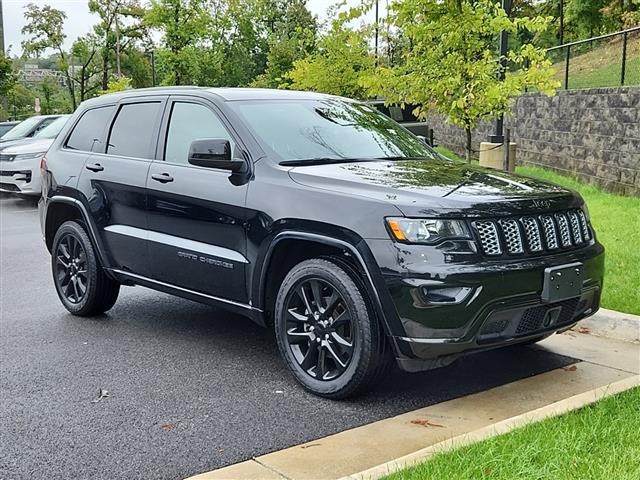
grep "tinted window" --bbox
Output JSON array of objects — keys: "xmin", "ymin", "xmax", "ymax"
[
  {"xmin": 66, "ymin": 107, "xmax": 115, "ymax": 151},
  {"xmin": 231, "ymin": 99, "xmax": 436, "ymax": 162},
  {"xmin": 164, "ymin": 102, "xmax": 234, "ymax": 164},
  {"xmin": 107, "ymin": 102, "xmax": 162, "ymax": 159}
]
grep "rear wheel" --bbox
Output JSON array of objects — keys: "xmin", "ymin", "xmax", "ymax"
[
  {"xmin": 274, "ymin": 258, "xmax": 387, "ymax": 399},
  {"xmin": 52, "ymin": 220, "xmax": 120, "ymax": 316}
]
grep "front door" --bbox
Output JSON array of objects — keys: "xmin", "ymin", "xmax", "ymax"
[
  {"xmin": 76, "ymin": 97, "xmax": 166, "ymax": 276},
  {"xmin": 146, "ymin": 97, "xmax": 249, "ymax": 303}
]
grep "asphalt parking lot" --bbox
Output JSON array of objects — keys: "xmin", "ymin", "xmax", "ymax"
[{"xmin": 0, "ymin": 192, "xmax": 578, "ymax": 480}]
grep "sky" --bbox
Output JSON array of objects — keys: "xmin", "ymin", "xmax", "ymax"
[{"xmin": 2, "ymin": 0, "xmax": 383, "ymax": 57}]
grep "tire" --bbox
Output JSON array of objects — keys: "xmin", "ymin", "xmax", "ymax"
[
  {"xmin": 274, "ymin": 257, "xmax": 387, "ymax": 399},
  {"xmin": 51, "ymin": 220, "xmax": 120, "ymax": 317}
]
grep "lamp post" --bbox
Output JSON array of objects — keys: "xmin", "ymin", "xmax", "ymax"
[{"xmin": 489, "ymin": 0, "xmax": 512, "ymax": 144}]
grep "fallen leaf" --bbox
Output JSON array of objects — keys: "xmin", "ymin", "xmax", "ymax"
[
  {"xmin": 563, "ymin": 365, "xmax": 578, "ymax": 372},
  {"xmin": 576, "ymin": 326, "xmax": 591, "ymax": 334},
  {"xmin": 484, "ymin": 467, "xmax": 493, "ymax": 476},
  {"xmin": 92, "ymin": 389, "xmax": 110, "ymax": 403},
  {"xmin": 160, "ymin": 423, "xmax": 176, "ymax": 432},
  {"xmin": 411, "ymin": 419, "xmax": 445, "ymax": 428},
  {"xmin": 301, "ymin": 443, "xmax": 321, "ymax": 449}
]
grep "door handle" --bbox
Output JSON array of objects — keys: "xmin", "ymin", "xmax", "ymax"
[
  {"xmin": 151, "ymin": 173, "xmax": 174, "ymax": 184},
  {"xmin": 86, "ymin": 163, "xmax": 104, "ymax": 172}
]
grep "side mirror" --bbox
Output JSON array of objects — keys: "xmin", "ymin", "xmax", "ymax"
[{"xmin": 188, "ymin": 138, "xmax": 246, "ymax": 173}]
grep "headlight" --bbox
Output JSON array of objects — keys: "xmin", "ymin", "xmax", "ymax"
[
  {"xmin": 13, "ymin": 151, "xmax": 47, "ymax": 162},
  {"xmin": 386, "ymin": 218, "xmax": 470, "ymax": 244}
]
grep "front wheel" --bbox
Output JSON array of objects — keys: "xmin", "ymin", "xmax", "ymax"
[
  {"xmin": 274, "ymin": 258, "xmax": 387, "ymax": 399},
  {"xmin": 52, "ymin": 220, "xmax": 120, "ymax": 317}
]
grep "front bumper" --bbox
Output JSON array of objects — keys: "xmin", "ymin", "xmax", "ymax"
[
  {"xmin": 366, "ymin": 239, "xmax": 605, "ymax": 371},
  {"xmin": 0, "ymin": 161, "xmax": 41, "ymax": 196}
]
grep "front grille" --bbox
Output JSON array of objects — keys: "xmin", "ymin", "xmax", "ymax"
[{"xmin": 473, "ymin": 209, "xmax": 592, "ymax": 257}]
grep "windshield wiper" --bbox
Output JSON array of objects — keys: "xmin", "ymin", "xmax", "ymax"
[{"xmin": 279, "ymin": 158, "xmax": 380, "ymax": 167}]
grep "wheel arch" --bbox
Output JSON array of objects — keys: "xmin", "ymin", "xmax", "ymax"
[
  {"xmin": 44, "ymin": 196, "xmax": 115, "ymax": 278},
  {"xmin": 255, "ymin": 230, "xmax": 404, "ymax": 353}
]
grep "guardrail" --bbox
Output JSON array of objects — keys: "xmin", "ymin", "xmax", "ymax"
[{"xmin": 546, "ymin": 26, "xmax": 640, "ymax": 90}]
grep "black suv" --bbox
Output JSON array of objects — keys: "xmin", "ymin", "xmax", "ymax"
[{"xmin": 40, "ymin": 87, "xmax": 604, "ymax": 398}]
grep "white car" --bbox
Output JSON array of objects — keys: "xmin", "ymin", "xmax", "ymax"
[{"xmin": 0, "ymin": 115, "xmax": 70, "ymax": 196}]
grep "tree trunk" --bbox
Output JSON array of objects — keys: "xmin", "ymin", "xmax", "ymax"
[
  {"xmin": 102, "ymin": 51, "xmax": 109, "ymax": 90},
  {"xmin": 465, "ymin": 127, "xmax": 472, "ymax": 164}
]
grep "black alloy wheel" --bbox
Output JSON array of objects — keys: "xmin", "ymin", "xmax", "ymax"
[
  {"xmin": 284, "ymin": 278, "xmax": 355, "ymax": 381},
  {"xmin": 55, "ymin": 234, "xmax": 88, "ymax": 304},
  {"xmin": 274, "ymin": 257, "xmax": 388, "ymax": 399},
  {"xmin": 51, "ymin": 220, "xmax": 120, "ymax": 316}
]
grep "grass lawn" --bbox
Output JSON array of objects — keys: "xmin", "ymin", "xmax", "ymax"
[
  {"xmin": 435, "ymin": 147, "xmax": 640, "ymax": 316},
  {"xmin": 384, "ymin": 387, "xmax": 640, "ymax": 480}
]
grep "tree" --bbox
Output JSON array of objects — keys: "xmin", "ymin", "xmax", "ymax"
[
  {"xmin": 146, "ymin": 0, "xmax": 210, "ymax": 85},
  {"xmin": 251, "ymin": 0, "xmax": 318, "ymax": 88},
  {"xmin": 362, "ymin": 0, "xmax": 559, "ymax": 162},
  {"xmin": 72, "ymin": 35, "xmax": 102, "ymax": 102},
  {"xmin": 21, "ymin": 3, "xmax": 76, "ymax": 109},
  {"xmin": 0, "ymin": 54, "xmax": 17, "ymax": 97},
  {"xmin": 89, "ymin": 0, "xmax": 148, "ymax": 90},
  {"xmin": 284, "ymin": 4, "xmax": 375, "ymax": 99}
]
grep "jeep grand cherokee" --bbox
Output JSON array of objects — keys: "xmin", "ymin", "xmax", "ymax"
[{"xmin": 39, "ymin": 87, "xmax": 604, "ymax": 399}]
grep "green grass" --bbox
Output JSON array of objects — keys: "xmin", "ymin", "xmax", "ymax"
[
  {"xmin": 384, "ymin": 387, "xmax": 640, "ymax": 480},
  {"xmin": 435, "ymin": 147, "xmax": 640, "ymax": 315}
]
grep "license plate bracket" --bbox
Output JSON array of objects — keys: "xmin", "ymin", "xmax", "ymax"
[{"xmin": 542, "ymin": 262, "xmax": 583, "ymax": 303}]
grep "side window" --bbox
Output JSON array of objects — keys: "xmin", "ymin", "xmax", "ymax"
[
  {"xmin": 107, "ymin": 102, "xmax": 162, "ymax": 159},
  {"xmin": 66, "ymin": 106, "xmax": 116, "ymax": 152},
  {"xmin": 164, "ymin": 102, "xmax": 234, "ymax": 165}
]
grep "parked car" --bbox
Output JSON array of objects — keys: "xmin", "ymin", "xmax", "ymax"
[
  {"xmin": 0, "ymin": 115, "xmax": 70, "ymax": 195},
  {"xmin": 39, "ymin": 88, "xmax": 604, "ymax": 399},
  {"xmin": 0, "ymin": 115, "xmax": 62, "ymax": 144},
  {"xmin": 0, "ymin": 121, "xmax": 20, "ymax": 137}
]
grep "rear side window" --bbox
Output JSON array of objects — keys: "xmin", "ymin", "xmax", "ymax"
[
  {"xmin": 107, "ymin": 102, "xmax": 162, "ymax": 159},
  {"xmin": 66, "ymin": 106, "xmax": 115, "ymax": 151}
]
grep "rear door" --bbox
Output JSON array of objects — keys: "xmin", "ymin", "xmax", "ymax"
[
  {"xmin": 146, "ymin": 96, "xmax": 249, "ymax": 303},
  {"xmin": 76, "ymin": 96, "xmax": 166, "ymax": 276}
]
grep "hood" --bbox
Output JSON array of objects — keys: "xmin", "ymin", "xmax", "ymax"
[
  {"xmin": 288, "ymin": 159, "xmax": 580, "ymax": 217},
  {"xmin": 1, "ymin": 138, "xmax": 54, "ymax": 156}
]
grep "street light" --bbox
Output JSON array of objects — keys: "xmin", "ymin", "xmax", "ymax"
[{"xmin": 489, "ymin": 0, "xmax": 512, "ymax": 144}]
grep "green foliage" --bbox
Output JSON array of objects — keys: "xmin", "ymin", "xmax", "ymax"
[
  {"xmin": 251, "ymin": 0, "xmax": 318, "ymax": 88},
  {"xmin": 362, "ymin": 0, "xmax": 559, "ymax": 160},
  {"xmin": 0, "ymin": 54, "xmax": 17, "ymax": 97},
  {"xmin": 100, "ymin": 76, "xmax": 133, "ymax": 94},
  {"xmin": 284, "ymin": 3, "xmax": 375, "ymax": 99},
  {"xmin": 21, "ymin": 3, "xmax": 77, "ymax": 109}
]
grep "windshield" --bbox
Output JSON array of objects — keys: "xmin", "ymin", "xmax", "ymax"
[
  {"xmin": 35, "ymin": 115, "xmax": 70, "ymax": 139},
  {"xmin": 230, "ymin": 99, "xmax": 438, "ymax": 162},
  {"xmin": 1, "ymin": 116, "xmax": 43, "ymax": 140}
]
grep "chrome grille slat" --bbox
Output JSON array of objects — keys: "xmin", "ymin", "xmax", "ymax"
[
  {"xmin": 474, "ymin": 209, "xmax": 591, "ymax": 257},
  {"xmin": 540, "ymin": 215, "xmax": 559, "ymax": 250},
  {"xmin": 567, "ymin": 211, "xmax": 583, "ymax": 244},
  {"xmin": 555, "ymin": 213, "xmax": 572, "ymax": 247},
  {"xmin": 474, "ymin": 221, "xmax": 501, "ymax": 256},
  {"xmin": 498, "ymin": 219, "xmax": 524, "ymax": 254},
  {"xmin": 521, "ymin": 217, "xmax": 543, "ymax": 252},
  {"xmin": 577, "ymin": 210, "xmax": 591, "ymax": 241}
]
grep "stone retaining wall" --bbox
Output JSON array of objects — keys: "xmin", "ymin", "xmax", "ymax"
[{"xmin": 427, "ymin": 87, "xmax": 640, "ymax": 196}]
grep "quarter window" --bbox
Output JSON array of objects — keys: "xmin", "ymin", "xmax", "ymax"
[
  {"xmin": 107, "ymin": 102, "xmax": 162, "ymax": 159},
  {"xmin": 164, "ymin": 102, "xmax": 234, "ymax": 164},
  {"xmin": 66, "ymin": 106, "xmax": 115, "ymax": 152}
]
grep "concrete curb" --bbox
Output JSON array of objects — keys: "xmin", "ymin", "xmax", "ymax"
[
  {"xmin": 576, "ymin": 308, "xmax": 640, "ymax": 343},
  {"xmin": 340, "ymin": 374, "xmax": 640, "ymax": 480}
]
